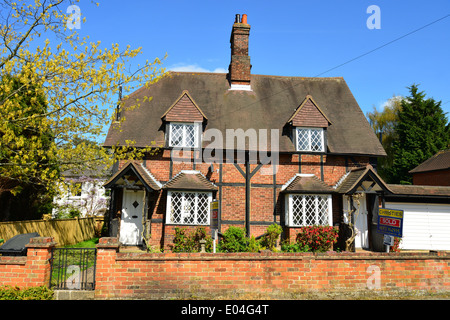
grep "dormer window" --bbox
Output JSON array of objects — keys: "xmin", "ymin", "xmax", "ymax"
[
  {"xmin": 296, "ymin": 127, "xmax": 324, "ymax": 152},
  {"xmin": 161, "ymin": 90, "xmax": 207, "ymax": 149},
  {"xmin": 169, "ymin": 122, "xmax": 200, "ymax": 148},
  {"xmin": 287, "ymin": 95, "xmax": 332, "ymax": 153}
]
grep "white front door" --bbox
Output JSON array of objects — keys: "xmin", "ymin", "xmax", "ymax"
[
  {"xmin": 354, "ymin": 194, "xmax": 369, "ymax": 249},
  {"xmin": 343, "ymin": 194, "xmax": 369, "ymax": 249},
  {"xmin": 119, "ymin": 190, "xmax": 144, "ymax": 245}
]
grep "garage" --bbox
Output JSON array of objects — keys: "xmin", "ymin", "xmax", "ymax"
[
  {"xmin": 385, "ymin": 202, "xmax": 450, "ymax": 250},
  {"xmin": 385, "ymin": 184, "xmax": 450, "ymax": 251}
]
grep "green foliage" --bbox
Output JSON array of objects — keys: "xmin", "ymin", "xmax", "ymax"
[
  {"xmin": 259, "ymin": 224, "xmax": 282, "ymax": 251},
  {"xmin": 218, "ymin": 226, "xmax": 249, "ymax": 253},
  {"xmin": 0, "ymin": 286, "xmax": 54, "ymax": 300},
  {"xmin": 366, "ymin": 95, "xmax": 402, "ymax": 182},
  {"xmin": 281, "ymin": 241, "xmax": 311, "ymax": 253},
  {"xmin": 218, "ymin": 224, "xmax": 281, "ymax": 253},
  {"xmin": 171, "ymin": 224, "xmax": 282, "ymax": 253},
  {"xmin": 171, "ymin": 227, "xmax": 213, "ymax": 253},
  {"xmin": 290, "ymin": 225, "xmax": 339, "ymax": 252},
  {"xmin": 388, "ymin": 84, "xmax": 449, "ymax": 184}
]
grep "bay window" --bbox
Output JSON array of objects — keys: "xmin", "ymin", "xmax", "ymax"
[
  {"xmin": 166, "ymin": 191, "xmax": 212, "ymax": 225},
  {"xmin": 285, "ymin": 194, "xmax": 332, "ymax": 227}
]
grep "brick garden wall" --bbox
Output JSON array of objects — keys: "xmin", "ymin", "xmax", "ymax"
[
  {"xmin": 1, "ymin": 237, "xmax": 449, "ymax": 299},
  {"xmin": 95, "ymin": 237, "xmax": 450, "ymax": 300},
  {"xmin": 0, "ymin": 237, "xmax": 56, "ymax": 288}
]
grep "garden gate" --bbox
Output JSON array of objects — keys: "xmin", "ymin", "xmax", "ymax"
[{"xmin": 49, "ymin": 248, "xmax": 97, "ymax": 290}]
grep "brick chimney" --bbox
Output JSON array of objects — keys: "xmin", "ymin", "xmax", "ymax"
[{"xmin": 228, "ymin": 14, "xmax": 251, "ymax": 90}]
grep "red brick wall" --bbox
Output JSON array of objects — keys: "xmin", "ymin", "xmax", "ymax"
[
  {"xmin": 412, "ymin": 169, "xmax": 450, "ymax": 186},
  {"xmin": 0, "ymin": 237, "xmax": 56, "ymax": 288},
  {"xmin": 95, "ymin": 238, "xmax": 450, "ymax": 299}
]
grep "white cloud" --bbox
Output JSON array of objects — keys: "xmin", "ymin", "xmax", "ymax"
[
  {"xmin": 168, "ymin": 63, "xmax": 227, "ymax": 73},
  {"xmin": 377, "ymin": 95, "xmax": 403, "ymax": 111}
]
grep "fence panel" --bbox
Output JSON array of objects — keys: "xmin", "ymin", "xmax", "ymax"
[
  {"xmin": 0, "ymin": 217, "xmax": 103, "ymax": 246},
  {"xmin": 49, "ymin": 248, "xmax": 97, "ymax": 290}
]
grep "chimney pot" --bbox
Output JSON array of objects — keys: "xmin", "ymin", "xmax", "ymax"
[
  {"xmin": 235, "ymin": 14, "xmax": 240, "ymax": 23},
  {"xmin": 241, "ymin": 14, "xmax": 247, "ymax": 24}
]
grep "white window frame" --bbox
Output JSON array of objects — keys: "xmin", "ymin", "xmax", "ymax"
[
  {"xmin": 285, "ymin": 194, "xmax": 333, "ymax": 227},
  {"xmin": 168, "ymin": 122, "xmax": 200, "ymax": 148},
  {"xmin": 166, "ymin": 190, "xmax": 212, "ymax": 225},
  {"xmin": 295, "ymin": 127, "xmax": 325, "ymax": 152}
]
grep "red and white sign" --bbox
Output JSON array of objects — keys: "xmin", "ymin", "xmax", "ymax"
[{"xmin": 379, "ymin": 217, "xmax": 401, "ymax": 228}]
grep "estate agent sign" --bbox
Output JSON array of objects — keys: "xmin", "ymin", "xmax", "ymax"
[{"xmin": 377, "ymin": 208, "xmax": 404, "ymax": 238}]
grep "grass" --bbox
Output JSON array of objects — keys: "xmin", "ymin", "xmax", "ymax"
[
  {"xmin": 50, "ymin": 238, "xmax": 98, "ymax": 289},
  {"xmin": 63, "ymin": 237, "xmax": 99, "ymax": 248}
]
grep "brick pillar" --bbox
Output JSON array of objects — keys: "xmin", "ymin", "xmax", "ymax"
[
  {"xmin": 25, "ymin": 237, "xmax": 57, "ymax": 288},
  {"xmin": 95, "ymin": 237, "xmax": 120, "ymax": 299}
]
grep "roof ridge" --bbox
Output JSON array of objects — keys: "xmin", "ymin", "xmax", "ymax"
[{"xmin": 167, "ymin": 71, "xmax": 345, "ymax": 81}]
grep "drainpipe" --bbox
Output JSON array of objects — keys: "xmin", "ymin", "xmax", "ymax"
[{"xmin": 245, "ymin": 153, "xmax": 251, "ymax": 237}]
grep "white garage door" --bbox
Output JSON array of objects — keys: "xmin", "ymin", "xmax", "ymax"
[{"xmin": 385, "ymin": 202, "xmax": 450, "ymax": 250}]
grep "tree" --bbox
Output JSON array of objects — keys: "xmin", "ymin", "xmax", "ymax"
[
  {"xmin": 0, "ymin": 0, "xmax": 165, "ymax": 202},
  {"xmin": 367, "ymin": 95, "xmax": 402, "ymax": 182},
  {"xmin": 388, "ymin": 84, "xmax": 449, "ymax": 184}
]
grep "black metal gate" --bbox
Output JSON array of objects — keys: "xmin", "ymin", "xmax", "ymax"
[{"xmin": 49, "ymin": 248, "xmax": 97, "ymax": 290}]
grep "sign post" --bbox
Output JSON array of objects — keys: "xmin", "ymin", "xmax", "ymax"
[
  {"xmin": 210, "ymin": 200, "xmax": 219, "ymax": 253},
  {"xmin": 377, "ymin": 208, "xmax": 404, "ymax": 252}
]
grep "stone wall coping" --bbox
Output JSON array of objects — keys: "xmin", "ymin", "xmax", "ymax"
[
  {"xmin": 0, "ymin": 256, "xmax": 27, "ymax": 265},
  {"xmin": 114, "ymin": 250, "xmax": 450, "ymax": 261},
  {"xmin": 96, "ymin": 237, "xmax": 120, "ymax": 249},
  {"xmin": 25, "ymin": 237, "xmax": 57, "ymax": 248}
]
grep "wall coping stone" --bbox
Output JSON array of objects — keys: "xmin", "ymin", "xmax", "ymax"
[
  {"xmin": 25, "ymin": 237, "xmax": 57, "ymax": 248},
  {"xmin": 114, "ymin": 250, "xmax": 450, "ymax": 261}
]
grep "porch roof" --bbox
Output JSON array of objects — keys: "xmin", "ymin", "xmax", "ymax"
[
  {"xmin": 335, "ymin": 165, "xmax": 393, "ymax": 195},
  {"xmin": 103, "ymin": 161, "xmax": 162, "ymax": 191}
]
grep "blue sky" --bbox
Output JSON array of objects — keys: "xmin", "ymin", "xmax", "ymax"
[{"xmin": 76, "ymin": 0, "xmax": 450, "ymax": 119}]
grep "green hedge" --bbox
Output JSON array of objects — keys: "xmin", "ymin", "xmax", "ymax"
[{"xmin": 0, "ymin": 286, "xmax": 54, "ymax": 300}]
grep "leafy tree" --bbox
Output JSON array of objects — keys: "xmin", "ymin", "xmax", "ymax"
[
  {"xmin": 367, "ymin": 95, "xmax": 402, "ymax": 182},
  {"xmin": 388, "ymin": 84, "xmax": 449, "ymax": 184},
  {"xmin": 0, "ymin": 75, "xmax": 57, "ymax": 189},
  {"xmin": 0, "ymin": 1, "xmax": 165, "ymax": 204},
  {"xmin": 0, "ymin": 75, "xmax": 57, "ymax": 220}
]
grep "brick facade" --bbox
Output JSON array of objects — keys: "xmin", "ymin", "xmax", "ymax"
[
  {"xmin": 412, "ymin": 169, "xmax": 450, "ymax": 186},
  {"xmin": 112, "ymin": 151, "xmax": 371, "ymax": 250}
]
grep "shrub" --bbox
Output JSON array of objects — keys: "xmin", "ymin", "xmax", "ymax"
[
  {"xmin": 218, "ymin": 226, "xmax": 249, "ymax": 252},
  {"xmin": 259, "ymin": 224, "xmax": 282, "ymax": 251},
  {"xmin": 391, "ymin": 237, "xmax": 402, "ymax": 252},
  {"xmin": 247, "ymin": 235, "xmax": 262, "ymax": 253},
  {"xmin": 171, "ymin": 227, "xmax": 212, "ymax": 252},
  {"xmin": 281, "ymin": 241, "xmax": 310, "ymax": 253},
  {"xmin": 294, "ymin": 225, "xmax": 339, "ymax": 252},
  {"xmin": 0, "ymin": 286, "xmax": 54, "ymax": 300}
]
